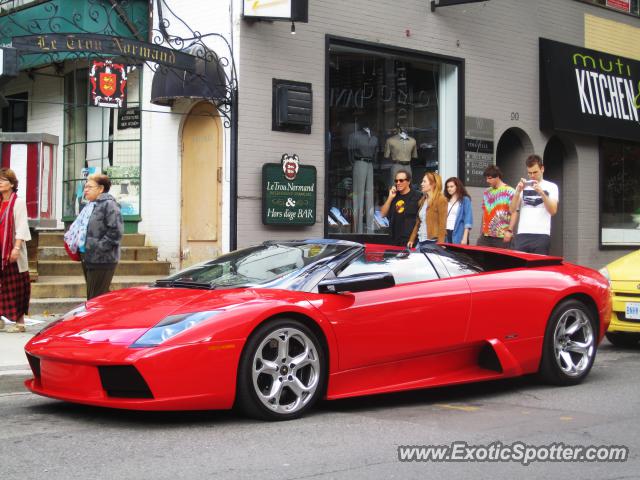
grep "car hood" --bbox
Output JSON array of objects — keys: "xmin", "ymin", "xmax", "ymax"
[
  {"xmin": 605, "ymin": 249, "xmax": 640, "ymax": 281},
  {"xmin": 38, "ymin": 286, "xmax": 277, "ymax": 342}
]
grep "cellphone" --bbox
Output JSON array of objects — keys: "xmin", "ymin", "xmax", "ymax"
[{"xmin": 524, "ymin": 180, "xmax": 536, "ymax": 186}]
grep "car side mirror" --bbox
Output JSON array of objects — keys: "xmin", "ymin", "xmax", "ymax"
[{"xmin": 318, "ymin": 272, "xmax": 395, "ymax": 294}]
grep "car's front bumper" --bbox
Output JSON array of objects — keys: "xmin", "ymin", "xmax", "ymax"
[
  {"xmin": 24, "ymin": 336, "xmax": 244, "ymax": 410},
  {"xmin": 607, "ymin": 280, "xmax": 640, "ymax": 333}
]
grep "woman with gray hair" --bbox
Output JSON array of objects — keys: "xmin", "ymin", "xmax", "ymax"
[{"xmin": 64, "ymin": 173, "xmax": 123, "ymax": 300}]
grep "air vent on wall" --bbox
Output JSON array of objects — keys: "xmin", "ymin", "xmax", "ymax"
[{"xmin": 272, "ymin": 79, "xmax": 312, "ymax": 134}]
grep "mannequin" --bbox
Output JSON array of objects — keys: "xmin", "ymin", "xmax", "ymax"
[
  {"xmin": 348, "ymin": 121, "xmax": 378, "ymax": 233},
  {"xmin": 384, "ymin": 125, "xmax": 417, "ymax": 186}
]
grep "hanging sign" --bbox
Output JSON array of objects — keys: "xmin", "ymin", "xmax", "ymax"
[
  {"xmin": 262, "ymin": 154, "xmax": 316, "ymax": 226},
  {"xmin": 606, "ymin": 0, "xmax": 631, "ymax": 13},
  {"xmin": 89, "ymin": 60, "xmax": 127, "ymax": 108},
  {"xmin": 540, "ymin": 38, "xmax": 640, "ymax": 143},
  {"xmin": 242, "ymin": 0, "xmax": 308, "ymax": 21}
]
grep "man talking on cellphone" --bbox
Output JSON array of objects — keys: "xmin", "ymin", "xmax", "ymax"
[
  {"xmin": 380, "ymin": 169, "xmax": 421, "ymax": 246},
  {"xmin": 510, "ymin": 154, "xmax": 559, "ymax": 255}
]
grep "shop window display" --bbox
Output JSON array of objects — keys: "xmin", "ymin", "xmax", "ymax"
[
  {"xmin": 601, "ymin": 139, "xmax": 640, "ymax": 246},
  {"xmin": 62, "ymin": 65, "xmax": 142, "ymax": 221},
  {"xmin": 327, "ymin": 42, "xmax": 457, "ymax": 238}
]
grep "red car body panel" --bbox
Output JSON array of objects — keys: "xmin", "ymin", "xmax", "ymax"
[{"xmin": 24, "ymin": 243, "xmax": 611, "ymax": 411}]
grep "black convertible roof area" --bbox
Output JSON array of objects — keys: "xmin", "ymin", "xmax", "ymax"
[{"xmin": 443, "ymin": 244, "xmax": 563, "ymax": 271}]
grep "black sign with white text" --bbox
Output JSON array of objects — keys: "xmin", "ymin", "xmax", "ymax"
[
  {"xmin": 540, "ymin": 38, "xmax": 640, "ymax": 142},
  {"xmin": 118, "ymin": 107, "xmax": 141, "ymax": 130}
]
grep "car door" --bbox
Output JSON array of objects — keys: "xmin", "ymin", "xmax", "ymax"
[
  {"xmin": 314, "ymin": 249, "xmax": 472, "ymax": 371},
  {"xmin": 464, "ymin": 269, "xmax": 556, "ymax": 343}
]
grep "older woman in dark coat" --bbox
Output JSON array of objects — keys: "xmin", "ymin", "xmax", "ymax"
[{"xmin": 65, "ymin": 173, "xmax": 123, "ymax": 300}]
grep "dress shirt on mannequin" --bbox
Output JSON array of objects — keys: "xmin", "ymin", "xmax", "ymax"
[{"xmin": 385, "ymin": 128, "xmax": 417, "ymax": 186}]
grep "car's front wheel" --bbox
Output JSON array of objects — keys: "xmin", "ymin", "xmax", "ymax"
[
  {"xmin": 236, "ymin": 319, "xmax": 326, "ymax": 420},
  {"xmin": 605, "ymin": 331, "xmax": 640, "ymax": 348},
  {"xmin": 539, "ymin": 299, "xmax": 597, "ymax": 386}
]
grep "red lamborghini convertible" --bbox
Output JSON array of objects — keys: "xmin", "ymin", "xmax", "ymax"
[{"xmin": 25, "ymin": 240, "xmax": 611, "ymax": 420}]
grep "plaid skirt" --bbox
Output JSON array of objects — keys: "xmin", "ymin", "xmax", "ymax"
[{"xmin": 0, "ymin": 262, "xmax": 30, "ymax": 321}]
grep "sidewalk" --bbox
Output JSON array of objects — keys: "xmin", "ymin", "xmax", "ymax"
[{"xmin": 0, "ymin": 315, "xmax": 59, "ymax": 375}]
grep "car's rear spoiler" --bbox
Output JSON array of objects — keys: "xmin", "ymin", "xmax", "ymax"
[{"xmin": 443, "ymin": 244, "xmax": 564, "ymax": 268}]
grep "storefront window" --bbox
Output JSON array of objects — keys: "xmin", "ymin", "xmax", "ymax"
[
  {"xmin": 62, "ymin": 65, "xmax": 142, "ymax": 221},
  {"xmin": 327, "ymin": 40, "xmax": 460, "ymax": 238},
  {"xmin": 601, "ymin": 139, "xmax": 640, "ymax": 246}
]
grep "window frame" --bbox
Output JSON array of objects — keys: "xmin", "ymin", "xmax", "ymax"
[
  {"xmin": 0, "ymin": 92, "xmax": 28, "ymax": 132},
  {"xmin": 574, "ymin": 0, "xmax": 640, "ymax": 17},
  {"xmin": 598, "ymin": 137, "xmax": 640, "ymax": 249}
]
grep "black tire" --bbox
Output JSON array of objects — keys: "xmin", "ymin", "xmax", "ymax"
[
  {"xmin": 538, "ymin": 299, "xmax": 597, "ymax": 386},
  {"xmin": 605, "ymin": 332, "xmax": 640, "ymax": 348},
  {"xmin": 236, "ymin": 318, "xmax": 326, "ymax": 421}
]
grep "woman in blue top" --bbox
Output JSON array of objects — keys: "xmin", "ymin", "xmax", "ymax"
[{"xmin": 444, "ymin": 177, "xmax": 473, "ymax": 244}]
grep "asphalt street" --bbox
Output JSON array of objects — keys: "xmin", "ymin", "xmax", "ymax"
[{"xmin": 1, "ymin": 340, "xmax": 639, "ymax": 480}]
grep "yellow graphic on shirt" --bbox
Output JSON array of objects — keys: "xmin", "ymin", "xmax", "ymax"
[{"xmin": 396, "ymin": 199, "xmax": 406, "ymax": 214}]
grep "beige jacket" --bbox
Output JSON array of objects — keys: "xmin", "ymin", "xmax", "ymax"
[
  {"xmin": 10, "ymin": 197, "xmax": 31, "ymax": 273},
  {"xmin": 408, "ymin": 194, "xmax": 447, "ymax": 244}
]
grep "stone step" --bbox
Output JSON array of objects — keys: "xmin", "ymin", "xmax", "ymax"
[
  {"xmin": 30, "ymin": 298, "xmax": 89, "ymax": 315},
  {"xmin": 38, "ymin": 245, "xmax": 158, "ymax": 261},
  {"xmin": 37, "ymin": 260, "xmax": 171, "ymax": 276},
  {"xmin": 38, "ymin": 232, "xmax": 146, "ymax": 247},
  {"xmin": 31, "ymin": 275, "xmax": 160, "ymax": 299}
]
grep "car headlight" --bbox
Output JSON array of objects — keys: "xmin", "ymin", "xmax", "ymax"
[{"xmin": 130, "ymin": 310, "xmax": 222, "ymax": 348}]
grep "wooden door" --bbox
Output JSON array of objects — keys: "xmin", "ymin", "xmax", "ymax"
[{"xmin": 180, "ymin": 102, "xmax": 222, "ymax": 268}]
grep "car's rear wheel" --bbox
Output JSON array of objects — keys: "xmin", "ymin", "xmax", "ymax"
[
  {"xmin": 539, "ymin": 299, "xmax": 597, "ymax": 386},
  {"xmin": 605, "ymin": 331, "xmax": 640, "ymax": 348},
  {"xmin": 236, "ymin": 319, "xmax": 326, "ymax": 421}
]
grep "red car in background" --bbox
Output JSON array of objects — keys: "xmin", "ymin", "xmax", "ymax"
[{"xmin": 24, "ymin": 240, "xmax": 611, "ymax": 420}]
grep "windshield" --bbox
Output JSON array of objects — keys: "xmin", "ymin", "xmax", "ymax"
[{"xmin": 157, "ymin": 242, "xmax": 357, "ymax": 290}]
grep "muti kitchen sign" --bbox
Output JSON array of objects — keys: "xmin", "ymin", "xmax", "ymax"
[
  {"xmin": 540, "ymin": 38, "xmax": 640, "ymax": 142},
  {"xmin": 12, "ymin": 34, "xmax": 201, "ymax": 72},
  {"xmin": 262, "ymin": 154, "xmax": 316, "ymax": 226}
]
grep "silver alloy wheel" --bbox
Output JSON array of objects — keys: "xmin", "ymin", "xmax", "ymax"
[
  {"xmin": 553, "ymin": 308, "xmax": 595, "ymax": 377},
  {"xmin": 251, "ymin": 327, "xmax": 321, "ymax": 415}
]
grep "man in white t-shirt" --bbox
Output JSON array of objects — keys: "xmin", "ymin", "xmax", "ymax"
[{"xmin": 510, "ymin": 154, "xmax": 559, "ymax": 255}]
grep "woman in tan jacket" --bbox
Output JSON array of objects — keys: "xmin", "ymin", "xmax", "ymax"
[
  {"xmin": 0, "ymin": 168, "xmax": 31, "ymax": 333},
  {"xmin": 407, "ymin": 172, "xmax": 447, "ymax": 247}
]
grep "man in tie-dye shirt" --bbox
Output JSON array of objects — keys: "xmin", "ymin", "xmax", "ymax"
[{"xmin": 477, "ymin": 165, "xmax": 518, "ymax": 248}]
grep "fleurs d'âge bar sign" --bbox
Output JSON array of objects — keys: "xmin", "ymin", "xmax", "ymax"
[
  {"xmin": 262, "ymin": 154, "xmax": 316, "ymax": 226},
  {"xmin": 540, "ymin": 38, "xmax": 640, "ymax": 143}
]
